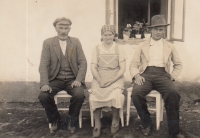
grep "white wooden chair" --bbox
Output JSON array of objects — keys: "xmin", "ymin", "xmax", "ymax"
[
  {"xmin": 126, "ymin": 87, "xmax": 164, "ymax": 130},
  {"xmin": 49, "ymin": 90, "xmax": 82, "ymax": 129}
]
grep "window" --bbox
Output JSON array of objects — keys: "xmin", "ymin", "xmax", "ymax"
[
  {"xmin": 170, "ymin": 0, "xmax": 185, "ymax": 42},
  {"xmin": 106, "ymin": 0, "xmax": 185, "ymax": 41}
]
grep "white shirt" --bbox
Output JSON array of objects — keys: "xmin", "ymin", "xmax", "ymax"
[
  {"xmin": 59, "ymin": 40, "xmax": 67, "ymax": 55},
  {"xmin": 148, "ymin": 38, "xmax": 164, "ymax": 67}
]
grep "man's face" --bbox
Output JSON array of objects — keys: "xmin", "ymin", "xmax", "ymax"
[
  {"xmin": 151, "ymin": 26, "xmax": 165, "ymax": 40},
  {"xmin": 55, "ymin": 21, "xmax": 71, "ymax": 41}
]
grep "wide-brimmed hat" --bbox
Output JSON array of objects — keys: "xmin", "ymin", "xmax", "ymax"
[{"xmin": 148, "ymin": 15, "xmax": 170, "ymax": 28}]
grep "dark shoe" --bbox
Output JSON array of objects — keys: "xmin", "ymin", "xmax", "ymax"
[
  {"xmin": 93, "ymin": 127, "xmax": 101, "ymax": 138},
  {"xmin": 68, "ymin": 124, "xmax": 76, "ymax": 134},
  {"xmin": 140, "ymin": 125, "xmax": 152, "ymax": 136},
  {"xmin": 111, "ymin": 124, "xmax": 119, "ymax": 134},
  {"xmin": 49, "ymin": 120, "xmax": 59, "ymax": 133},
  {"xmin": 168, "ymin": 133, "xmax": 185, "ymax": 138},
  {"xmin": 67, "ymin": 115, "xmax": 77, "ymax": 134},
  {"xmin": 176, "ymin": 134, "xmax": 185, "ymax": 138}
]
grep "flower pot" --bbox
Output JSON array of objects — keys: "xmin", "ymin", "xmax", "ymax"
[
  {"xmin": 144, "ymin": 34, "xmax": 151, "ymax": 39},
  {"xmin": 135, "ymin": 34, "xmax": 141, "ymax": 39},
  {"xmin": 123, "ymin": 34, "xmax": 130, "ymax": 40}
]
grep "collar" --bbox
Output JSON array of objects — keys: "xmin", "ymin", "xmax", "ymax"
[
  {"xmin": 99, "ymin": 42, "xmax": 116, "ymax": 53},
  {"xmin": 150, "ymin": 38, "xmax": 163, "ymax": 46},
  {"xmin": 59, "ymin": 39, "xmax": 67, "ymax": 43}
]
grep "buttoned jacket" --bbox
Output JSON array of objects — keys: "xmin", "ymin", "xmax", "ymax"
[{"xmin": 39, "ymin": 36, "xmax": 87, "ymax": 87}]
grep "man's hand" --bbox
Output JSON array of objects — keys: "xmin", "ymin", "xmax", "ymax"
[
  {"xmin": 170, "ymin": 75, "xmax": 175, "ymax": 81},
  {"xmin": 41, "ymin": 85, "xmax": 52, "ymax": 93},
  {"xmin": 134, "ymin": 74, "xmax": 145, "ymax": 85},
  {"xmin": 71, "ymin": 80, "xmax": 81, "ymax": 88}
]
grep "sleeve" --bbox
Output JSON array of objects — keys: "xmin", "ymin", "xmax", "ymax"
[
  {"xmin": 74, "ymin": 39, "xmax": 87, "ymax": 83},
  {"xmin": 39, "ymin": 40, "xmax": 51, "ymax": 87},
  {"xmin": 129, "ymin": 43, "xmax": 142, "ymax": 78},
  {"xmin": 91, "ymin": 46, "xmax": 98, "ymax": 65},
  {"xmin": 170, "ymin": 45, "xmax": 182, "ymax": 79},
  {"xmin": 118, "ymin": 46, "xmax": 127, "ymax": 62}
]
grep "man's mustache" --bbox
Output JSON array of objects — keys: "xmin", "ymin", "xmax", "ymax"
[{"xmin": 60, "ymin": 33, "xmax": 67, "ymax": 36}]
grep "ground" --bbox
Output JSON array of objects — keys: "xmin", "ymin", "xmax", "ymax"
[
  {"xmin": 0, "ymin": 81, "xmax": 200, "ymax": 138},
  {"xmin": 0, "ymin": 101, "xmax": 200, "ymax": 138}
]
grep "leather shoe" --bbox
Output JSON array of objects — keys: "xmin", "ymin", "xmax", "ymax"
[
  {"xmin": 168, "ymin": 133, "xmax": 185, "ymax": 138},
  {"xmin": 93, "ymin": 127, "xmax": 101, "ymax": 138},
  {"xmin": 68, "ymin": 123, "xmax": 76, "ymax": 134},
  {"xmin": 49, "ymin": 120, "xmax": 59, "ymax": 133},
  {"xmin": 111, "ymin": 124, "xmax": 119, "ymax": 134},
  {"xmin": 140, "ymin": 125, "xmax": 152, "ymax": 136},
  {"xmin": 67, "ymin": 116, "xmax": 77, "ymax": 134}
]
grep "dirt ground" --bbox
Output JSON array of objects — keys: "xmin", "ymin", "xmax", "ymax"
[
  {"xmin": 1, "ymin": 81, "xmax": 200, "ymax": 138},
  {"xmin": 0, "ymin": 101, "xmax": 200, "ymax": 138}
]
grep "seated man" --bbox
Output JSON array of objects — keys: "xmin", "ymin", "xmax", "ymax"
[
  {"xmin": 38, "ymin": 17, "xmax": 87, "ymax": 133},
  {"xmin": 129, "ymin": 15, "xmax": 184, "ymax": 138}
]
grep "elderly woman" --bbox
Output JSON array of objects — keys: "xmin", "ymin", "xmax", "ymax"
[{"xmin": 89, "ymin": 25, "xmax": 126, "ymax": 137}]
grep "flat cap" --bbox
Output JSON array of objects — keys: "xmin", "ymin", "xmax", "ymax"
[{"xmin": 53, "ymin": 17, "xmax": 72, "ymax": 27}]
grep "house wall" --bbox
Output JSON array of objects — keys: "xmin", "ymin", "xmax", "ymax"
[
  {"xmin": 0, "ymin": 0, "xmax": 200, "ymax": 102},
  {"xmin": 174, "ymin": 0, "xmax": 200, "ymax": 82},
  {"xmin": 0, "ymin": 0, "xmax": 105, "ymax": 102}
]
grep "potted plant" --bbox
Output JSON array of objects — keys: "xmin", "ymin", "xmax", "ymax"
[
  {"xmin": 123, "ymin": 24, "xmax": 132, "ymax": 40},
  {"xmin": 143, "ymin": 26, "xmax": 151, "ymax": 39},
  {"xmin": 132, "ymin": 21, "xmax": 143, "ymax": 39}
]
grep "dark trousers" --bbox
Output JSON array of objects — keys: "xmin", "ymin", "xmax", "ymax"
[
  {"xmin": 131, "ymin": 66, "xmax": 180, "ymax": 136},
  {"xmin": 38, "ymin": 79, "xmax": 85, "ymax": 124}
]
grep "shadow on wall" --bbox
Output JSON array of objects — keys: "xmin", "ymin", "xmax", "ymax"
[{"xmin": 0, "ymin": 81, "xmax": 200, "ymax": 103}]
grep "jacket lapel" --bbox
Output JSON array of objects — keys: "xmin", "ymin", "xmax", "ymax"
[
  {"xmin": 67, "ymin": 37, "xmax": 74, "ymax": 63},
  {"xmin": 53, "ymin": 37, "xmax": 62, "ymax": 61},
  {"xmin": 141, "ymin": 40, "xmax": 150, "ymax": 61},
  {"xmin": 66, "ymin": 37, "xmax": 76, "ymax": 75},
  {"xmin": 163, "ymin": 40, "xmax": 171, "ymax": 64}
]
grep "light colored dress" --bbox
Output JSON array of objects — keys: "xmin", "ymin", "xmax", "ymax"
[{"xmin": 90, "ymin": 42, "xmax": 126, "ymax": 111}]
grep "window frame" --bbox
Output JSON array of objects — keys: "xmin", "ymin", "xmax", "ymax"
[{"xmin": 170, "ymin": 0, "xmax": 185, "ymax": 42}]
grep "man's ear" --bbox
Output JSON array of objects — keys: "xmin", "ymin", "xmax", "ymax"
[
  {"xmin": 69, "ymin": 27, "xmax": 71, "ymax": 32},
  {"xmin": 54, "ymin": 26, "xmax": 58, "ymax": 32}
]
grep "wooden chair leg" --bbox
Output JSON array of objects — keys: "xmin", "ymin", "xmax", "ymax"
[{"xmin": 126, "ymin": 91, "xmax": 131, "ymax": 126}]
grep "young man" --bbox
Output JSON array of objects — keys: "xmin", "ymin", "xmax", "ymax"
[
  {"xmin": 129, "ymin": 15, "xmax": 184, "ymax": 138},
  {"xmin": 38, "ymin": 17, "xmax": 87, "ymax": 133}
]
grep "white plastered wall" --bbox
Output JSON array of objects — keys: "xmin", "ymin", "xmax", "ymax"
[
  {"xmin": 0, "ymin": 0, "xmax": 27, "ymax": 81},
  {"xmin": 0, "ymin": 0, "xmax": 105, "ymax": 82},
  {"xmin": 1, "ymin": 0, "xmax": 200, "ymax": 83},
  {"xmin": 174, "ymin": 0, "xmax": 200, "ymax": 82}
]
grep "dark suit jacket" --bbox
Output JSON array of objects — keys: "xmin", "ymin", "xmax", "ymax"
[{"xmin": 39, "ymin": 36, "xmax": 87, "ymax": 87}]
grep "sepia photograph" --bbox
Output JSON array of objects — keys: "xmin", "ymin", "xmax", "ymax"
[{"xmin": 0, "ymin": 0, "xmax": 199, "ymax": 138}]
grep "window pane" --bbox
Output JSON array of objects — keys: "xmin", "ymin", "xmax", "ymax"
[{"xmin": 174, "ymin": 0, "xmax": 184, "ymax": 39}]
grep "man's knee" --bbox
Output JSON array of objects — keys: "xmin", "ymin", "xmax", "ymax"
[
  {"xmin": 131, "ymin": 86, "xmax": 145, "ymax": 101},
  {"xmin": 169, "ymin": 88, "xmax": 179, "ymax": 96},
  {"xmin": 72, "ymin": 87, "xmax": 85, "ymax": 100},
  {"xmin": 132, "ymin": 85, "xmax": 145, "ymax": 98},
  {"xmin": 164, "ymin": 88, "xmax": 180, "ymax": 101},
  {"xmin": 38, "ymin": 92, "xmax": 49, "ymax": 102}
]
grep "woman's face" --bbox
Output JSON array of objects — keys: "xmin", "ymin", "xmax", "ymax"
[{"xmin": 102, "ymin": 31, "xmax": 114, "ymax": 44}]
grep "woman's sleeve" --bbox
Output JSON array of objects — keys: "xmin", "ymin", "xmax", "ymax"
[
  {"xmin": 91, "ymin": 47, "xmax": 98, "ymax": 65},
  {"xmin": 118, "ymin": 46, "xmax": 127, "ymax": 62}
]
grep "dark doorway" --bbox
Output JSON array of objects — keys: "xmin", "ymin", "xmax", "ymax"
[{"xmin": 118, "ymin": 0, "xmax": 162, "ymax": 39}]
